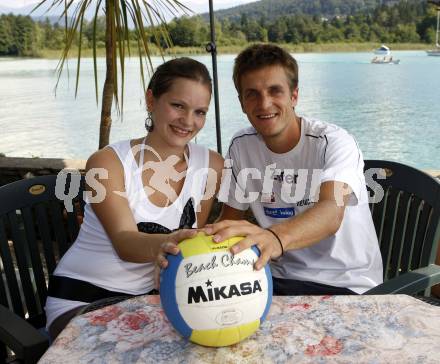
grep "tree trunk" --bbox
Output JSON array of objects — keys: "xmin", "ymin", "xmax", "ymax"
[{"xmin": 99, "ymin": 0, "xmax": 114, "ymax": 149}]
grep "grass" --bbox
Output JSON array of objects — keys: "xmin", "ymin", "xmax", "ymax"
[
  {"xmin": 37, "ymin": 42, "xmax": 431, "ymax": 59},
  {"xmin": 282, "ymin": 42, "xmax": 430, "ymax": 53}
]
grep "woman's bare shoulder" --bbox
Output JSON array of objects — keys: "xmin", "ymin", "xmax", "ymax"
[
  {"xmin": 208, "ymin": 149, "xmax": 224, "ymax": 173},
  {"xmin": 86, "ymin": 146, "xmax": 120, "ymax": 172}
]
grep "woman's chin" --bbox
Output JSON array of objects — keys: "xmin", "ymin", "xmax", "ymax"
[{"xmin": 166, "ymin": 135, "xmax": 192, "ymax": 148}]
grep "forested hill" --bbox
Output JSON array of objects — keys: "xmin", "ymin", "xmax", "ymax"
[
  {"xmin": 1, "ymin": 0, "xmax": 438, "ymax": 57},
  {"xmin": 204, "ymin": 0, "xmax": 425, "ymax": 22}
]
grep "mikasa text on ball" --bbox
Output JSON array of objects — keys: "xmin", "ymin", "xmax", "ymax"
[{"xmin": 160, "ymin": 233, "xmax": 272, "ymax": 347}]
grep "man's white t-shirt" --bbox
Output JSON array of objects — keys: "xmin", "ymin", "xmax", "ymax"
[{"xmin": 218, "ymin": 117, "xmax": 383, "ymax": 293}]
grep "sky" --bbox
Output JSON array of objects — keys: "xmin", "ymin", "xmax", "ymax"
[{"xmin": 1, "ymin": 0, "xmax": 256, "ymax": 14}]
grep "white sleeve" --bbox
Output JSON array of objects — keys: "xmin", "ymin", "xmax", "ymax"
[
  {"xmin": 320, "ymin": 131, "xmax": 365, "ymax": 205},
  {"xmin": 217, "ymin": 143, "xmax": 250, "ymax": 211}
]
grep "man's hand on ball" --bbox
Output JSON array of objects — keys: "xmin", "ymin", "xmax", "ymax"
[
  {"xmin": 156, "ymin": 229, "xmax": 197, "ymax": 269},
  {"xmin": 204, "ymin": 220, "xmax": 283, "ymax": 270}
]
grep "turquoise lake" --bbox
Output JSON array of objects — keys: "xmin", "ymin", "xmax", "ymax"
[{"xmin": 0, "ymin": 51, "xmax": 439, "ymax": 169}]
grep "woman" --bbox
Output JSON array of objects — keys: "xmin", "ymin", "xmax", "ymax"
[{"xmin": 45, "ymin": 57, "xmax": 224, "ymax": 340}]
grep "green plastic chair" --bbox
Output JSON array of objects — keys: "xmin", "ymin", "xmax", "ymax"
[
  {"xmin": 363, "ymin": 160, "xmax": 440, "ymax": 295},
  {"xmin": 0, "ymin": 174, "xmax": 85, "ymax": 363}
]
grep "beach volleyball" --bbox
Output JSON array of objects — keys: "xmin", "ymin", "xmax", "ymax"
[{"xmin": 160, "ymin": 232, "xmax": 272, "ymax": 347}]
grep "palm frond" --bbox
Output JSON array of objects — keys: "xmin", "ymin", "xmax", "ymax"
[
  {"xmin": 154, "ymin": 0, "xmax": 191, "ymax": 16},
  {"xmin": 92, "ymin": 0, "xmax": 103, "ymax": 104},
  {"xmin": 119, "ymin": 1, "xmax": 132, "ymax": 56},
  {"xmin": 35, "ymin": 0, "xmax": 187, "ymax": 146},
  {"xmin": 32, "ymin": 0, "xmax": 67, "ymax": 15},
  {"xmin": 142, "ymin": 3, "xmax": 174, "ymax": 54},
  {"xmin": 75, "ymin": 0, "xmax": 92, "ymax": 98},
  {"xmin": 114, "ymin": 1, "xmax": 127, "ymax": 117}
]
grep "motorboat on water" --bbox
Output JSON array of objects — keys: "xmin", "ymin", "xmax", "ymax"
[
  {"xmin": 372, "ymin": 44, "xmax": 400, "ymax": 64},
  {"xmin": 426, "ymin": 47, "xmax": 440, "ymax": 56},
  {"xmin": 371, "ymin": 56, "xmax": 400, "ymax": 64},
  {"xmin": 427, "ymin": 4, "xmax": 440, "ymax": 56},
  {"xmin": 374, "ymin": 44, "xmax": 391, "ymax": 55}
]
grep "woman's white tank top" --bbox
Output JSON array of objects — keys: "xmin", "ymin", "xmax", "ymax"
[{"xmin": 45, "ymin": 140, "xmax": 209, "ymax": 327}]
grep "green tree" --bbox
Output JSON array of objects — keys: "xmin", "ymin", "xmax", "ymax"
[
  {"xmin": 394, "ymin": 24, "xmax": 420, "ymax": 43},
  {"xmin": 243, "ymin": 20, "xmax": 267, "ymax": 42},
  {"xmin": 424, "ymin": 27, "xmax": 437, "ymax": 44},
  {"xmin": 240, "ymin": 13, "xmax": 249, "ymax": 29},
  {"xmin": 359, "ymin": 23, "xmax": 371, "ymax": 41},
  {"xmin": 168, "ymin": 16, "xmax": 208, "ymax": 47},
  {"xmin": 84, "ymin": 16, "xmax": 106, "ymax": 46},
  {"xmin": 268, "ymin": 19, "xmax": 288, "ymax": 43},
  {"xmin": 12, "ymin": 15, "xmax": 38, "ymax": 56},
  {"xmin": 39, "ymin": 18, "xmax": 66, "ymax": 49},
  {"xmin": 281, "ymin": 17, "xmax": 299, "ymax": 43},
  {"xmin": 320, "ymin": 22, "xmax": 344, "ymax": 42},
  {"xmin": 218, "ymin": 18, "xmax": 247, "ymax": 46},
  {"xmin": 0, "ymin": 15, "xmax": 14, "ymax": 55},
  {"xmin": 417, "ymin": 7, "xmax": 439, "ymax": 43}
]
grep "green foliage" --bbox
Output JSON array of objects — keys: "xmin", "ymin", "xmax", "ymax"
[
  {"xmin": 40, "ymin": 19, "xmax": 67, "ymax": 50},
  {"xmin": 208, "ymin": 0, "xmax": 425, "ymax": 23},
  {"xmin": 0, "ymin": 13, "xmax": 93, "ymax": 56},
  {"xmin": 0, "ymin": 14, "xmax": 39, "ymax": 56},
  {"xmin": 0, "ymin": 0, "xmax": 438, "ymax": 57},
  {"xmin": 243, "ymin": 20, "xmax": 268, "ymax": 42},
  {"xmin": 167, "ymin": 16, "xmax": 209, "ymax": 47},
  {"xmin": 172, "ymin": 0, "xmax": 433, "ymax": 46},
  {"xmin": 0, "ymin": 15, "xmax": 14, "ymax": 54}
]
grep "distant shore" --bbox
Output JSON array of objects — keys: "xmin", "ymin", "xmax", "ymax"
[{"xmin": 29, "ymin": 42, "xmax": 431, "ymax": 59}]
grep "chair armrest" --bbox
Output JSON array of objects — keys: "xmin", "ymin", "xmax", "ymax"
[
  {"xmin": 0, "ymin": 305, "xmax": 49, "ymax": 364},
  {"xmin": 364, "ymin": 264, "xmax": 440, "ymax": 295},
  {"xmin": 76, "ymin": 295, "xmax": 132, "ymax": 315}
]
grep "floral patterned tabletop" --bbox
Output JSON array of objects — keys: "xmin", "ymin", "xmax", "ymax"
[{"xmin": 39, "ymin": 294, "xmax": 440, "ymax": 363}]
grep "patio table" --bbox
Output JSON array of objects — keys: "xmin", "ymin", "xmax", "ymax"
[{"xmin": 38, "ymin": 294, "xmax": 440, "ymax": 363}]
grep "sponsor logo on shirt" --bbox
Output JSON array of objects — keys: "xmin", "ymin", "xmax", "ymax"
[
  {"xmin": 296, "ymin": 198, "xmax": 314, "ymax": 207},
  {"xmin": 272, "ymin": 170, "xmax": 299, "ymax": 184},
  {"xmin": 263, "ymin": 207, "xmax": 295, "ymax": 218}
]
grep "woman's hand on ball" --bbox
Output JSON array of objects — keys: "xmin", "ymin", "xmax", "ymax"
[
  {"xmin": 156, "ymin": 229, "xmax": 198, "ymax": 269},
  {"xmin": 204, "ymin": 220, "xmax": 282, "ymax": 270}
]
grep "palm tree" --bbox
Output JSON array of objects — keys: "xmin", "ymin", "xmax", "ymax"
[{"xmin": 34, "ymin": 0, "xmax": 189, "ymax": 148}]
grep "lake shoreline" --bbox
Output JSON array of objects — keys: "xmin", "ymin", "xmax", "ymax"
[{"xmin": 1, "ymin": 42, "xmax": 431, "ymax": 60}]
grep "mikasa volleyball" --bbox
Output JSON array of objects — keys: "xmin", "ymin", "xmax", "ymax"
[{"xmin": 160, "ymin": 233, "xmax": 273, "ymax": 347}]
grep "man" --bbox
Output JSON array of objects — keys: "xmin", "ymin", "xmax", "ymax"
[{"xmin": 204, "ymin": 44, "xmax": 383, "ymax": 295}]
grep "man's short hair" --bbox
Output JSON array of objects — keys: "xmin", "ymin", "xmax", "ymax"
[{"xmin": 233, "ymin": 43, "xmax": 299, "ymax": 95}]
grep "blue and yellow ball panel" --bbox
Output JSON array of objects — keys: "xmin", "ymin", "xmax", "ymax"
[
  {"xmin": 160, "ymin": 253, "xmax": 192, "ymax": 338},
  {"xmin": 160, "ymin": 233, "xmax": 272, "ymax": 347},
  {"xmin": 251, "ymin": 245, "xmax": 273, "ymax": 322}
]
